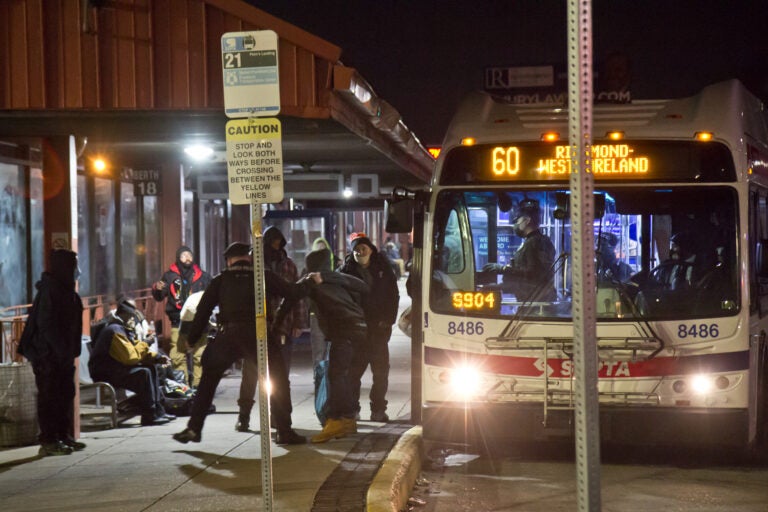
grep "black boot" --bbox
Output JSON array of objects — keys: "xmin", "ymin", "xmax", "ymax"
[{"xmin": 235, "ymin": 400, "xmax": 254, "ymax": 432}]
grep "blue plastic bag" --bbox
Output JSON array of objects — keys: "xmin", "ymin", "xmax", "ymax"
[{"xmin": 313, "ymin": 359, "xmax": 330, "ymax": 426}]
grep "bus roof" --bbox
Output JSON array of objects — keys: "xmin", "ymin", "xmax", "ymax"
[{"xmin": 440, "ymin": 79, "xmax": 768, "ymax": 158}]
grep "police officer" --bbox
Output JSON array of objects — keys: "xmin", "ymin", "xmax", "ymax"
[
  {"xmin": 483, "ymin": 198, "xmax": 557, "ymax": 301},
  {"xmin": 173, "ymin": 242, "xmax": 305, "ymax": 445}
]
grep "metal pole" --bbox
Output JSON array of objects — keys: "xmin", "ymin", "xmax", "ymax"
[
  {"xmin": 251, "ymin": 201, "xmax": 274, "ymax": 510},
  {"xmin": 567, "ymin": 0, "xmax": 601, "ymax": 510},
  {"xmin": 410, "ymin": 206, "xmax": 424, "ymax": 424}
]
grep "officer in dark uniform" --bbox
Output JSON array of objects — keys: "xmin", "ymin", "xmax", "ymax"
[
  {"xmin": 483, "ymin": 198, "xmax": 557, "ymax": 301},
  {"xmin": 173, "ymin": 242, "xmax": 305, "ymax": 445}
]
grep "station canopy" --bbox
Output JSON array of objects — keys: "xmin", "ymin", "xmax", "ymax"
[{"xmin": 0, "ymin": 0, "xmax": 433, "ymax": 208}]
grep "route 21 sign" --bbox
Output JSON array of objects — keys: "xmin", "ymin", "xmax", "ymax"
[{"xmin": 221, "ymin": 30, "xmax": 280, "ymax": 118}]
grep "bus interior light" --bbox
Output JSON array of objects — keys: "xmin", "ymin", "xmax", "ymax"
[
  {"xmin": 695, "ymin": 131, "xmax": 714, "ymax": 141},
  {"xmin": 541, "ymin": 132, "xmax": 560, "ymax": 142}
]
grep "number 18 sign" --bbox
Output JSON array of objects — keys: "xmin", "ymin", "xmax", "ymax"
[{"xmin": 221, "ymin": 30, "xmax": 280, "ymax": 118}]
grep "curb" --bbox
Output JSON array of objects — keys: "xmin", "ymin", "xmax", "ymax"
[{"xmin": 367, "ymin": 425, "xmax": 423, "ymax": 512}]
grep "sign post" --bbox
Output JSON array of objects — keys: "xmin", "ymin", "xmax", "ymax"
[
  {"xmin": 566, "ymin": 1, "xmax": 601, "ymax": 511},
  {"xmin": 222, "ymin": 29, "xmax": 282, "ymax": 511}
]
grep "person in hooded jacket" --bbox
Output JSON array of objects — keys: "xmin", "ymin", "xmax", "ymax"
[
  {"xmin": 339, "ymin": 233, "xmax": 399, "ymax": 422},
  {"xmin": 235, "ymin": 227, "xmax": 306, "ymax": 432},
  {"xmin": 275, "ymin": 247, "xmax": 370, "ymax": 442},
  {"xmin": 173, "ymin": 242, "xmax": 306, "ymax": 445},
  {"xmin": 89, "ymin": 301, "xmax": 174, "ymax": 426},
  {"xmin": 18, "ymin": 249, "xmax": 84, "ymax": 456},
  {"xmin": 151, "ymin": 245, "xmax": 212, "ymax": 387},
  {"xmin": 305, "ymin": 237, "xmax": 335, "ymax": 366}
]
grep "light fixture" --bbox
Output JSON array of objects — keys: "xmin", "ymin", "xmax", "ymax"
[
  {"xmin": 541, "ymin": 132, "xmax": 560, "ymax": 142},
  {"xmin": 342, "ymin": 179, "xmax": 353, "ymax": 198},
  {"xmin": 184, "ymin": 144, "xmax": 214, "ymax": 161}
]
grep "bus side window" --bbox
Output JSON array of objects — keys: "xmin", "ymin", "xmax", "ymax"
[{"xmin": 439, "ymin": 210, "xmax": 463, "ymax": 274}]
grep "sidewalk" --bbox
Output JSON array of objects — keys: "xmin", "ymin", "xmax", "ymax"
[{"xmin": 0, "ymin": 280, "xmax": 422, "ymax": 512}]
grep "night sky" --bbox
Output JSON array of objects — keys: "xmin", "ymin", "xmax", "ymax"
[{"xmin": 249, "ymin": 1, "xmax": 768, "ymax": 146}]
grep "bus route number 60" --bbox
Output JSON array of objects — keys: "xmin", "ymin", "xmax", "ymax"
[{"xmin": 492, "ymin": 146, "xmax": 520, "ymax": 176}]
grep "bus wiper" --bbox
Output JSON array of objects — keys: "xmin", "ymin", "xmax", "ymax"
[
  {"xmin": 495, "ymin": 251, "xmax": 569, "ymax": 341},
  {"xmin": 611, "ymin": 280, "xmax": 666, "ymax": 359}
]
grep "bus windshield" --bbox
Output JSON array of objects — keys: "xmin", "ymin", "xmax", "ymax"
[{"xmin": 430, "ymin": 186, "xmax": 739, "ymax": 320}]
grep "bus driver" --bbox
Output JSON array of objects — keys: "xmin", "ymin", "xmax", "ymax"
[{"xmin": 482, "ymin": 198, "xmax": 557, "ymax": 302}]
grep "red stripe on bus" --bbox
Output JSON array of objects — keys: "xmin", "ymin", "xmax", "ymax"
[{"xmin": 424, "ymin": 346, "xmax": 749, "ymax": 378}]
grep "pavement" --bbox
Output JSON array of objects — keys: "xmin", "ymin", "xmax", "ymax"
[{"xmin": 0, "ymin": 279, "xmax": 422, "ymax": 512}]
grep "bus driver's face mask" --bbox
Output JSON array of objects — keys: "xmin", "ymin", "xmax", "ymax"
[{"xmin": 513, "ymin": 216, "xmax": 529, "ymax": 237}]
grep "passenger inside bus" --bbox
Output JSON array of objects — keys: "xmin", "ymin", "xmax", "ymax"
[
  {"xmin": 595, "ymin": 232, "xmax": 632, "ymax": 283},
  {"xmin": 482, "ymin": 199, "xmax": 557, "ymax": 302}
]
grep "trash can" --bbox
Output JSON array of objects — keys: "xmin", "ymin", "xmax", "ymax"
[{"xmin": 0, "ymin": 363, "xmax": 38, "ymax": 447}]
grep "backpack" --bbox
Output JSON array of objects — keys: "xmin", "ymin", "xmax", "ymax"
[
  {"xmin": 17, "ymin": 294, "xmax": 42, "ymax": 363},
  {"xmin": 162, "ymin": 379, "xmax": 195, "ymax": 416},
  {"xmin": 90, "ymin": 316, "xmax": 111, "ymax": 345}
]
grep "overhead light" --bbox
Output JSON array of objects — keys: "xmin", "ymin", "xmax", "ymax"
[
  {"xmin": 541, "ymin": 132, "xmax": 560, "ymax": 142},
  {"xmin": 184, "ymin": 144, "xmax": 214, "ymax": 161}
]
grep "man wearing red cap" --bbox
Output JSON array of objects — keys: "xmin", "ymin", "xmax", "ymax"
[{"xmin": 339, "ymin": 232, "xmax": 399, "ymax": 422}]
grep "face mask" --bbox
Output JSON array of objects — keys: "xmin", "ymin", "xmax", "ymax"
[
  {"xmin": 513, "ymin": 217, "xmax": 528, "ymax": 237},
  {"xmin": 353, "ymin": 253, "xmax": 370, "ymax": 266}
]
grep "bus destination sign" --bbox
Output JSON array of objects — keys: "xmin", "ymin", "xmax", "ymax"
[{"xmin": 440, "ymin": 141, "xmax": 736, "ymax": 185}]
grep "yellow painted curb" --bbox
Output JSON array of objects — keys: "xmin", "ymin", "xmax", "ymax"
[{"xmin": 366, "ymin": 425, "xmax": 423, "ymax": 512}]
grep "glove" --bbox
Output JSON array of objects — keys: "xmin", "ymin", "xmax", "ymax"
[{"xmin": 482, "ymin": 263, "xmax": 505, "ymax": 273}]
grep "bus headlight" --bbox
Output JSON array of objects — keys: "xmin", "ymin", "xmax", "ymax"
[
  {"xmin": 443, "ymin": 366, "xmax": 483, "ymax": 399},
  {"xmin": 690, "ymin": 374, "xmax": 713, "ymax": 395}
]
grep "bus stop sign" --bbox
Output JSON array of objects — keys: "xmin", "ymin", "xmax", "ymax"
[{"xmin": 221, "ymin": 30, "xmax": 280, "ymax": 118}]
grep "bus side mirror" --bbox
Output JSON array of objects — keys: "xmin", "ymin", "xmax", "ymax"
[
  {"xmin": 385, "ymin": 198, "xmax": 414, "ymax": 233},
  {"xmin": 757, "ymin": 241, "xmax": 768, "ymax": 278}
]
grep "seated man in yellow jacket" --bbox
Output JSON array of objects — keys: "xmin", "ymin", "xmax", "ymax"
[{"xmin": 89, "ymin": 300, "xmax": 175, "ymax": 426}]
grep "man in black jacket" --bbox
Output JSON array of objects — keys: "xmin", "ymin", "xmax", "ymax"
[
  {"xmin": 19, "ymin": 249, "xmax": 84, "ymax": 456},
  {"xmin": 339, "ymin": 233, "xmax": 399, "ymax": 422},
  {"xmin": 173, "ymin": 242, "xmax": 305, "ymax": 445}
]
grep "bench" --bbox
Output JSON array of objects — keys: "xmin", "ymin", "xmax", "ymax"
[{"xmin": 79, "ymin": 336, "xmax": 138, "ymax": 428}]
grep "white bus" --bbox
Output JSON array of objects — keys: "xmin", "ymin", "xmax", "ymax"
[{"xmin": 390, "ymin": 79, "xmax": 768, "ymax": 451}]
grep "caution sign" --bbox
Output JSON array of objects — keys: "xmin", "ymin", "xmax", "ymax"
[{"xmin": 225, "ymin": 118, "xmax": 284, "ymax": 204}]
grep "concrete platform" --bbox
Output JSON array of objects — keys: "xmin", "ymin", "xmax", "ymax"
[{"xmin": 0, "ymin": 280, "xmax": 423, "ymax": 512}]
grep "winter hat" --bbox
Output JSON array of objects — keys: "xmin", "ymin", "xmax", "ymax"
[
  {"xmin": 116, "ymin": 298, "xmax": 137, "ymax": 319},
  {"xmin": 350, "ymin": 232, "xmax": 376, "ymax": 252},
  {"xmin": 223, "ymin": 242, "xmax": 251, "ymax": 259},
  {"xmin": 176, "ymin": 246, "xmax": 193, "ymax": 259},
  {"xmin": 50, "ymin": 249, "xmax": 78, "ymax": 287},
  {"xmin": 306, "ymin": 248, "xmax": 332, "ymax": 273}
]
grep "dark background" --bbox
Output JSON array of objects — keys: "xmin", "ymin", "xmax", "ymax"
[{"xmin": 250, "ymin": 1, "xmax": 768, "ymax": 146}]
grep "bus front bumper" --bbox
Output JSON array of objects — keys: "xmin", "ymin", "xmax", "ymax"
[{"xmin": 422, "ymin": 402, "xmax": 749, "ymax": 448}]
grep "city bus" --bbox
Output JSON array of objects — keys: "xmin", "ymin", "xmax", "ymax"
[{"xmin": 390, "ymin": 79, "xmax": 768, "ymax": 451}]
